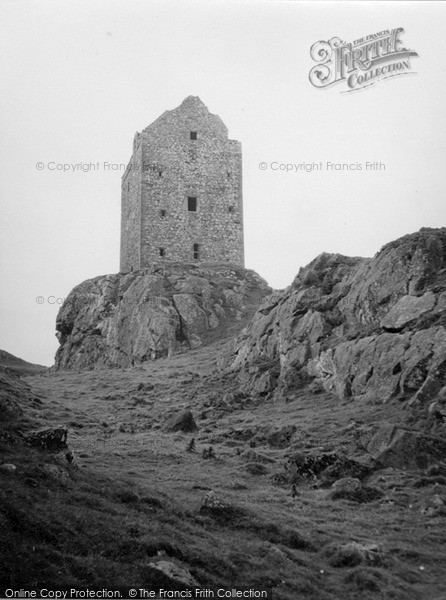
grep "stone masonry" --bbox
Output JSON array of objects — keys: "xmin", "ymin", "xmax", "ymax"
[{"xmin": 120, "ymin": 96, "xmax": 244, "ymax": 271}]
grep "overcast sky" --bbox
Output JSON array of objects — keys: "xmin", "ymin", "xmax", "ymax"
[{"xmin": 1, "ymin": 0, "xmax": 445, "ymax": 366}]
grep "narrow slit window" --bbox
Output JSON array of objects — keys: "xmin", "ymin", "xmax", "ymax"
[
  {"xmin": 158, "ymin": 170, "xmax": 163, "ymax": 177},
  {"xmin": 190, "ymin": 131, "xmax": 197, "ymax": 140},
  {"xmin": 159, "ymin": 248, "xmax": 165, "ymax": 258},
  {"xmin": 160, "ymin": 209, "xmax": 166, "ymax": 217},
  {"xmin": 187, "ymin": 196, "xmax": 197, "ymax": 212},
  {"xmin": 228, "ymin": 206, "xmax": 235, "ymax": 213},
  {"xmin": 193, "ymin": 243, "xmax": 199, "ymax": 260}
]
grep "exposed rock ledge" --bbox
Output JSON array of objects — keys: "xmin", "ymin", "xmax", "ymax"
[
  {"xmin": 54, "ymin": 263, "xmax": 271, "ymax": 370},
  {"xmin": 226, "ymin": 228, "xmax": 446, "ymax": 405}
]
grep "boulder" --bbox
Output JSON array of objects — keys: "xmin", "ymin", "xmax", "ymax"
[
  {"xmin": 199, "ymin": 491, "xmax": 247, "ymax": 524},
  {"xmin": 25, "ymin": 427, "xmax": 68, "ymax": 451},
  {"xmin": 199, "ymin": 490, "xmax": 233, "ymax": 516},
  {"xmin": 164, "ymin": 409, "xmax": 197, "ymax": 433},
  {"xmin": 147, "ymin": 561, "xmax": 198, "ymax": 588},
  {"xmin": 329, "ymin": 477, "xmax": 383, "ymax": 502},
  {"xmin": 323, "ymin": 542, "xmax": 384, "ymax": 568},
  {"xmin": 286, "ymin": 452, "xmax": 371, "ymax": 484},
  {"xmin": 331, "ymin": 477, "xmax": 362, "ymax": 494},
  {"xmin": 0, "ymin": 463, "xmax": 17, "ymax": 473}
]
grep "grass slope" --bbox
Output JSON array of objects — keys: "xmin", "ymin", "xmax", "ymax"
[
  {"xmin": 0, "ymin": 349, "xmax": 48, "ymax": 376},
  {"xmin": 1, "ymin": 341, "xmax": 445, "ymax": 599}
]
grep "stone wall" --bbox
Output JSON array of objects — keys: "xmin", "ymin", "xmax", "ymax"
[
  {"xmin": 120, "ymin": 144, "xmax": 142, "ymax": 272},
  {"xmin": 120, "ymin": 96, "xmax": 244, "ymax": 271}
]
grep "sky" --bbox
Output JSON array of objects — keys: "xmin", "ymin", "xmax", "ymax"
[{"xmin": 1, "ymin": 0, "xmax": 445, "ymax": 366}]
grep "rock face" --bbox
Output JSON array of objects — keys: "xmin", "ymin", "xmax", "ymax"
[
  {"xmin": 54, "ymin": 263, "xmax": 270, "ymax": 370},
  {"xmin": 226, "ymin": 228, "xmax": 446, "ymax": 405},
  {"xmin": 367, "ymin": 424, "xmax": 446, "ymax": 470}
]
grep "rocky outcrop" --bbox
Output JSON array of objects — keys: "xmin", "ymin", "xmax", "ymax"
[
  {"xmin": 226, "ymin": 228, "xmax": 446, "ymax": 407},
  {"xmin": 367, "ymin": 424, "xmax": 446, "ymax": 470},
  {"xmin": 54, "ymin": 262, "xmax": 270, "ymax": 370}
]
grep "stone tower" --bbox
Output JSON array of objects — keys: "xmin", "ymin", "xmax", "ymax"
[{"xmin": 120, "ymin": 96, "xmax": 244, "ymax": 272}]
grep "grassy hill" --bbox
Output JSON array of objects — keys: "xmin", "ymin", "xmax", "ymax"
[
  {"xmin": 0, "ymin": 349, "xmax": 47, "ymax": 376},
  {"xmin": 1, "ymin": 340, "xmax": 446, "ymax": 599}
]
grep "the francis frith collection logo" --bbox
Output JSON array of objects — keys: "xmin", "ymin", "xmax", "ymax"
[{"xmin": 309, "ymin": 28, "xmax": 418, "ymax": 92}]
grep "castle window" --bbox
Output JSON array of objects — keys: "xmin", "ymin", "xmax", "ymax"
[
  {"xmin": 190, "ymin": 131, "xmax": 197, "ymax": 140},
  {"xmin": 158, "ymin": 170, "xmax": 163, "ymax": 177},
  {"xmin": 193, "ymin": 243, "xmax": 200, "ymax": 260},
  {"xmin": 159, "ymin": 248, "xmax": 165, "ymax": 257},
  {"xmin": 160, "ymin": 209, "xmax": 166, "ymax": 217},
  {"xmin": 227, "ymin": 172, "xmax": 231, "ymax": 178},
  {"xmin": 228, "ymin": 206, "xmax": 235, "ymax": 213},
  {"xmin": 187, "ymin": 196, "xmax": 197, "ymax": 212}
]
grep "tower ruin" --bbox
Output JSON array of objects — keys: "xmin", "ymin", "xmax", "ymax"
[{"xmin": 120, "ymin": 96, "xmax": 244, "ymax": 271}]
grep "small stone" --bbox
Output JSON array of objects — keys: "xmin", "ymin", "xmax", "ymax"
[
  {"xmin": 147, "ymin": 560, "xmax": 198, "ymax": 587},
  {"xmin": 430, "ymin": 494, "xmax": 444, "ymax": 507},
  {"xmin": 65, "ymin": 450, "xmax": 75, "ymax": 464},
  {"xmin": 200, "ymin": 490, "xmax": 230, "ymax": 512},
  {"xmin": 419, "ymin": 492, "xmax": 445, "ymax": 516},
  {"xmin": 0, "ymin": 463, "xmax": 17, "ymax": 472},
  {"xmin": 332, "ymin": 477, "xmax": 362, "ymax": 494}
]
